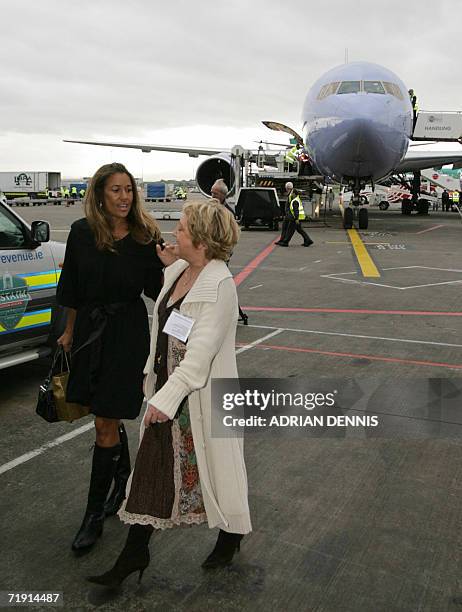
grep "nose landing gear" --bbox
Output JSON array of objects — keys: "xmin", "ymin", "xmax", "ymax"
[
  {"xmin": 343, "ymin": 179, "xmax": 369, "ymax": 230},
  {"xmin": 343, "ymin": 206, "xmax": 369, "ymax": 229}
]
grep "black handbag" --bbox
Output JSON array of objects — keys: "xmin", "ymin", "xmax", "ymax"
[
  {"xmin": 36, "ymin": 347, "xmax": 61, "ymax": 422},
  {"xmin": 36, "ymin": 346, "xmax": 90, "ymax": 423}
]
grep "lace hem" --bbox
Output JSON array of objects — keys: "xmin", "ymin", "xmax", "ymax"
[{"xmin": 118, "ymin": 508, "xmax": 207, "ymax": 530}]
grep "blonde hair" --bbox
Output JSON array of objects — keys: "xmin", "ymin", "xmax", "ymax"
[
  {"xmin": 183, "ymin": 199, "xmax": 240, "ymax": 261},
  {"xmin": 84, "ymin": 162, "xmax": 161, "ymax": 251}
]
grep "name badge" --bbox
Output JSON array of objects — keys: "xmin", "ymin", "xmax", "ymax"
[{"xmin": 163, "ymin": 309, "xmax": 195, "ymax": 343}]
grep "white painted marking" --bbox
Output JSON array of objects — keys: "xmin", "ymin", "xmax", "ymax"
[
  {"xmin": 248, "ymin": 284, "xmax": 263, "ymax": 290},
  {"xmin": 244, "ymin": 323, "xmax": 462, "ymax": 349},
  {"xmin": 322, "ymin": 265, "xmax": 462, "ymax": 290},
  {"xmin": 314, "ymin": 260, "xmax": 322, "ymax": 263},
  {"xmin": 416, "ymin": 225, "xmax": 445, "ymax": 235},
  {"xmin": 235, "ymin": 329, "xmax": 283, "ymax": 355},
  {"xmin": 299, "ymin": 267, "xmax": 307, "ymax": 271},
  {"xmin": 0, "ymin": 330, "xmax": 281, "ymax": 476},
  {"xmin": 0, "ymin": 422, "xmax": 94, "ymax": 476}
]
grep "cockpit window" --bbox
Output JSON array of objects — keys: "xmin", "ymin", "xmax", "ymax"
[
  {"xmin": 363, "ymin": 80, "xmax": 385, "ymax": 94},
  {"xmin": 316, "ymin": 81, "xmax": 340, "ymax": 100},
  {"xmin": 337, "ymin": 81, "xmax": 361, "ymax": 94},
  {"xmin": 383, "ymin": 81, "xmax": 404, "ymax": 100}
]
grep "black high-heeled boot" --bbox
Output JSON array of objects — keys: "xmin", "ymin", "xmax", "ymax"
[
  {"xmin": 87, "ymin": 524, "xmax": 154, "ymax": 588},
  {"xmin": 201, "ymin": 529, "xmax": 244, "ymax": 569},
  {"xmin": 104, "ymin": 424, "xmax": 131, "ymax": 517},
  {"xmin": 71, "ymin": 442, "xmax": 121, "ymax": 552}
]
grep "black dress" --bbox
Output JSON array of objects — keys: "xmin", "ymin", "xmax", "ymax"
[{"xmin": 56, "ymin": 218, "xmax": 163, "ymax": 419}]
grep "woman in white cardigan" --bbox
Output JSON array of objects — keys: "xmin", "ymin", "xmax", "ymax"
[{"xmin": 88, "ymin": 199, "xmax": 251, "ymax": 588}]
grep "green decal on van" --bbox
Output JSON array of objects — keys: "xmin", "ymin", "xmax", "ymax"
[{"xmin": 0, "ymin": 273, "xmax": 31, "ymax": 330}]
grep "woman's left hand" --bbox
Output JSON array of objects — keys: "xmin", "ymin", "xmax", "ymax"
[{"xmin": 144, "ymin": 403, "xmax": 169, "ymax": 426}]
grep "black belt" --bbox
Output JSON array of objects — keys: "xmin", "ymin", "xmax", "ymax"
[{"xmin": 72, "ymin": 299, "xmax": 139, "ymax": 393}]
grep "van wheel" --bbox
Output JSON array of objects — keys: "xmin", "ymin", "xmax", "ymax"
[{"xmin": 378, "ymin": 201, "xmax": 389, "ymax": 210}]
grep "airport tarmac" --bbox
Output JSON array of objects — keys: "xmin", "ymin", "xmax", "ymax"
[{"xmin": 1, "ymin": 199, "xmax": 462, "ymax": 611}]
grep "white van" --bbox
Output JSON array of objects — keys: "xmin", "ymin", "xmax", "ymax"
[{"xmin": 0, "ymin": 200, "xmax": 66, "ymax": 369}]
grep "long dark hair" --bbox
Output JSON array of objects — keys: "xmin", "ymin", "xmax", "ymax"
[{"xmin": 84, "ymin": 162, "xmax": 161, "ymax": 251}]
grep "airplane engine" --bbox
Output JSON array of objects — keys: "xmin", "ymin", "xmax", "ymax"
[{"xmin": 195, "ymin": 153, "xmax": 235, "ymax": 197}]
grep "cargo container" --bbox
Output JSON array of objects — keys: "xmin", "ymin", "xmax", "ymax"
[
  {"xmin": 143, "ymin": 181, "xmax": 174, "ymax": 202},
  {"xmin": 0, "ymin": 171, "xmax": 61, "ymax": 200}
]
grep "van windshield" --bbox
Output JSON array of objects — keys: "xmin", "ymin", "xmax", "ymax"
[{"xmin": 0, "ymin": 205, "xmax": 27, "ymax": 248}]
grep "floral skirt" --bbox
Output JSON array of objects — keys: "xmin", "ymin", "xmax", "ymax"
[{"xmin": 119, "ymin": 401, "xmax": 207, "ymax": 529}]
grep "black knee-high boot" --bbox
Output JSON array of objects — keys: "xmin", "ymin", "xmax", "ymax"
[
  {"xmin": 201, "ymin": 529, "xmax": 244, "ymax": 569},
  {"xmin": 72, "ymin": 443, "xmax": 121, "ymax": 552},
  {"xmin": 87, "ymin": 524, "xmax": 154, "ymax": 587},
  {"xmin": 104, "ymin": 424, "xmax": 131, "ymax": 517}
]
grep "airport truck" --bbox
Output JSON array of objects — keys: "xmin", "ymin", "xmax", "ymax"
[
  {"xmin": 0, "ymin": 171, "xmax": 61, "ymax": 201},
  {"xmin": 0, "ymin": 200, "xmax": 66, "ymax": 369},
  {"xmin": 143, "ymin": 181, "xmax": 174, "ymax": 202}
]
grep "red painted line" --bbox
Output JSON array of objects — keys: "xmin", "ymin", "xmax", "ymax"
[
  {"xmin": 240, "ymin": 306, "xmax": 462, "ymax": 317},
  {"xmin": 234, "ymin": 239, "xmax": 279, "ymax": 287},
  {"xmin": 235, "ymin": 342, "xmax": 462, "ymax": 370}
]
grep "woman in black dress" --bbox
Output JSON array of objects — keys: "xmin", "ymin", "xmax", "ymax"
[{"xmin": 56, "ymin": 162, "xmax": 164, "ymax": 553}]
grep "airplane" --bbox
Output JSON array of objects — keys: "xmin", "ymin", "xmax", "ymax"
[{"xmin": 64, "ymin": 61, "xmax": 462, "ymax": 230}]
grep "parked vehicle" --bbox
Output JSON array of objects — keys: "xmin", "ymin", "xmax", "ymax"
[
  {"xmin": 0, "ymin": 200, "xmax": 66, "ymax": 369},
  {"xmin": 0, "ymin": 171, "xmax": 61, "ymax": 201}
]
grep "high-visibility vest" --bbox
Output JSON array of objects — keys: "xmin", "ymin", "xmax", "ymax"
[
  {"xmin": 79, "ymin": 189, "xmax": 86, "ymax": 198},
  {"xmin": 289, "ymin": 195, "xmax": 306, "ymax": 220},
  {"xmin": 452, "ymin": 192, "xmax": 460, "ymax": 203},
  {"xmin": 285, "ymin": 146, "xmax": 298, "ymax": 164},
  {"xmin": 71, "ymin": 186, "xmax": 77, "ymax": 196}
]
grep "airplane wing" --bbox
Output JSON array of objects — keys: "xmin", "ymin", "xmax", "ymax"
[
  {"xmin": 396, "ymin": 148, "xmax": 462, "ymax": 173},
  {"xmin": 63, "ymin": 139, "xmax": 285, "ymax": 165},
  {"xmin": 63, "ymin": 139, "xmax": 228, "ymax": 158}
]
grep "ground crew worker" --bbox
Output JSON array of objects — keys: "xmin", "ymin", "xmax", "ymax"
[
  {"xmin": 285, "ymin": 145, "xmax": 299, "ymax": 171},
  {"xmin": 327, "ymin": 188, "xmax": 335, "ymax": 211},
  {"xmin": 79, "ymin": 188, "xmax": 86, "ymax": 199},
  {"xmin": 452, "ymin": 191, "xmax": 460, "ymax": 209},
  {"xmin": 442, "ymin": 189, "xmax": 450, "ymax": 212},
  {"xmin": 275, "ymin": 185, "xmax": 313, "ymax": 247},
  {"xmin": 71, "ymin": 186, "xmax": 78, "ymax": 199},
  {"xmin": 409, "ymin": 89, "xmax": 418, "ymax": 129},
  {"xmin": 63, "ymin": 187, "xmax": 71, "ymax": 207}
]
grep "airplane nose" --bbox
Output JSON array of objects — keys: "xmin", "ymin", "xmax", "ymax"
[{"xmin": 312, "ymin": 114, "xmax": 402, "ymax": 182}]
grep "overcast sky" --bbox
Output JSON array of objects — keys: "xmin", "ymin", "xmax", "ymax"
[{"xmin": 0, "ymin": 0, "xmax": 461, "ymax": 180}]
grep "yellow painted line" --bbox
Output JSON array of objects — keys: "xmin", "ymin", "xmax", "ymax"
[
  {"xmin": 347, "ymin": 229, "xmax": 381, "ymax": 278},
  {"xmin": 327, "ymin": 241, "xmax": 391, "ymax": 245}
]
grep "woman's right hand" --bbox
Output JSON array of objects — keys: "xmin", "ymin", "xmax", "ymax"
[{"xmin": 57, "ymin": 330, "xmax": 73, "ymax": 352}]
